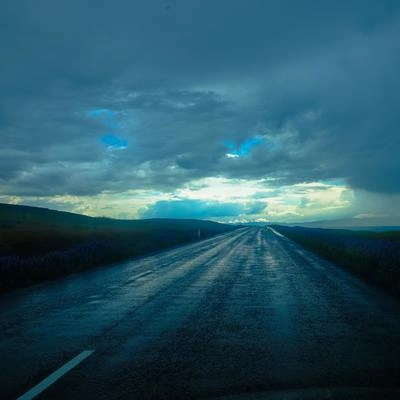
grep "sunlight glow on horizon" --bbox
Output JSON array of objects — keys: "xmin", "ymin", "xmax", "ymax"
[{"xmin": 1, "ymin": 177, "xmax": 356, "ymax": 223}]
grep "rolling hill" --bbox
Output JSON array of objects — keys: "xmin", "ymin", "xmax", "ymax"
[{"xmin": 0, "ymin": 203, "xmax": 237, "ymax": 293}]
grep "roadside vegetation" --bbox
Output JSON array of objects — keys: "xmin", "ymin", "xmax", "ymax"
[
  {"xmin": 0, "ymin": 203, "xmax": 237, "ymax": 293},
  {"xmin": 271, "ymin": 225, "xmax": 400, "ymax": 296}
]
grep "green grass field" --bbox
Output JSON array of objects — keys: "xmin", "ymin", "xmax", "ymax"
[
  {"xmin": 271, "ymin": 225, "xmax": 400, "ymax": 296},
  {"xmin": 0, "ymin": 203, "xmax": 237, "ymax": 293}
]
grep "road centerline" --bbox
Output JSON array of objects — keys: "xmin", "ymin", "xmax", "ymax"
[{"xmin": 17, "ymin": 350, "xmax": 95, "ymax": 400}]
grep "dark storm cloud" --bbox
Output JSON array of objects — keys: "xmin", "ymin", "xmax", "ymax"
[
  {"xmin": 139, "ymin": 199, "xmax": 266, "ymax": 219},
  {"xmin": 1, "ymin": 0, "xmax": 400, "ymax": 197}
]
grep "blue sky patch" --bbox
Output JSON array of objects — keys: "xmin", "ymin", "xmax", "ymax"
[
  {"xmin": 223, "ymin": 136, "xmax": 263, "ymax": 157},
  {"xmin": 90, "ymin": 108, "xmax": 127, "ymax": 150},
  {"xmin": 100, "ymin": 134, "xmax": 128, "ymax": 150}
]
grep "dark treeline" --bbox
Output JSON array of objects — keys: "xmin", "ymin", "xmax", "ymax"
[
  {"xmin": 271, "ymin": 225, "xmax": 400, "ymax": 296},
  {"xmin": 0, "ymin": 203, "xmax": 237, "ymax": 293}
]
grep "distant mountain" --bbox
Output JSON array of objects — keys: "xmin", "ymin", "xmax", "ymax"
[
  {"xmin": 241, "ymin": 216, "xmax": 400, "ymax": 231},
  {"xmin": 286, "ymin": 217, "xmax": 400, "ymax": 231}
]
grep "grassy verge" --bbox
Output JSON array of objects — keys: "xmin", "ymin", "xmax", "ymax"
[
  {"xmin": 0, "ymin": 203, "xmax": 237, "ymax": 293},
  {"xmin": 271, "ymin": 225, "xmax": 400, "ymax": 296}
]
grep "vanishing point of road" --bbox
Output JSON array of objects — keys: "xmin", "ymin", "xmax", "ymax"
[{"xmin": 1, "ymin": 228, "xmax": 399, "ymax": 399}]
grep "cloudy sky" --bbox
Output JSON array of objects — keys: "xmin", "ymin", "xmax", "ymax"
[{"xmin": 1, "ymin": 0, "xmax": 400, "ymax": 223}]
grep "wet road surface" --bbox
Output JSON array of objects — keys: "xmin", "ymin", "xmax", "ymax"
[{"xmin": 0, "ymin": 227, "xmax": 399, "ymax": 399}]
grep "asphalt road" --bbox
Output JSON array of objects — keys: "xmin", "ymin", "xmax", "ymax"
[{"xmin": 1, "ymin": 227, "xmax": 400, "ymax": 400}]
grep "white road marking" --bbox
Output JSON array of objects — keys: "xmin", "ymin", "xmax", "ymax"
[
  {"xmin": 17, "ymin": 350, "xmax": 94, "ymax": 400},
  {"xmin": 268, "ymin": 227, "xmax": 286, "ymax": 238}
]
